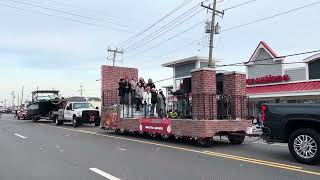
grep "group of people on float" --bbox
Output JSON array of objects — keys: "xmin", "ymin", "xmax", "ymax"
[{"xmin": 118, "ymin": 76, "xmax": 166, "ymax": 118}]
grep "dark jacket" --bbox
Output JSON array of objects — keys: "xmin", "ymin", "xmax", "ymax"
[
  {"xmin": 172, "ymin": 89, "xmax": 185, "ymax": 100},
  {"xmin": 147, "ymin": 83, "xmax": 156, "ymax": 89},
  {"xmin": 151, "ymin": 92, "xmax": 158, "ymax": 104}
]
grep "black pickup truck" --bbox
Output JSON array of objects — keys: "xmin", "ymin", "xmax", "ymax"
[{"xmin": 261, "ymin": 104, "xmax": 320, "ymax": 164}]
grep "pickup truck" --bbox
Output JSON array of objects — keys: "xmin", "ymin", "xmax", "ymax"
[
  {"xmin": 261, "ymin": 104, "xmax": 320, "ymax": 164},
  {"xmin": 55, "ymin": 102, "xmax": 100, "ymax": 127}
]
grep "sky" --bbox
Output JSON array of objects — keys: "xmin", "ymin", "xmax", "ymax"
[{"xmin": 1, "ymin": 0, "xmax": 320, "ymax": 106}]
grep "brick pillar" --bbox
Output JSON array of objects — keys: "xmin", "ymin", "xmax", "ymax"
[
  {"xmin": 191, "ymin": 68, "xmax": 217, "ymax": 120},
  {"xmin": 222, "ymin": 72, "xmax": 246, "ymax": 119},
  {"xmin": 101, "ymin": 65, "xmax": 138, "ymax": 118}
]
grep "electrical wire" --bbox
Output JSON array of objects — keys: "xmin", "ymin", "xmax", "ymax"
[
  {"xmin": 123, "ymin": 3, "xmax": 202, "ymax": 51},
  {"xmin": 223, "ymin": 0, "xmax": 257, "ymax": 11},
  {"xmin": 118, "ymin": 0, "xmax": 195, "ymax": 47},
  {"xmin": 0, "ymin": 2, "xmax": 114, "ymax": 30},
  {"xmin": 152, "ymin": 49, "xmax": 320, "ymax": 84},
  {"xmin": 1, "ymin": 0, "xmax": 133, "ymax": 31},
  {"xmin": 222, "ymin": 1, "xmax": 320, "ymax": 32},
  {"xmin": 126, "ymin": 8, "xmax": 204, "ymax": 53},
  {"xmin": 130, "ymin": 20, "xmax": 205, "ymax": 57}
]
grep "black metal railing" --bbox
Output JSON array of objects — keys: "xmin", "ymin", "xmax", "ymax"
[{"xmin": 103, "ymin": 90, "xmax": 250, "ymax": 120}]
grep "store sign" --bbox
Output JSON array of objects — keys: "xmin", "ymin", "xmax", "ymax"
[
  {"xmin": 246, "ymin": 75, "xmax": 289, "ymax": 85},
  {"xmin": 139, "ymin": 118, "xmax": 172, "ymax": 134}
]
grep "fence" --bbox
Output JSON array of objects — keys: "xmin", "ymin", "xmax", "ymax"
[{"xmin": 103, "ymin": 90, "xmax": 250, "ymax": 120}]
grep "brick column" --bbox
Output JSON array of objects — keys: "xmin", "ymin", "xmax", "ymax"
[
  {"xmin": 191, "ymin": 68, "xmax": 217, "ymax": 120},
  {"xmin": 222, "ymin": 72, "xmax": 246, "ymax": 119},
  {"xmin": 101, "ymin": 65, "xmax": 138, "ymax": 118}
]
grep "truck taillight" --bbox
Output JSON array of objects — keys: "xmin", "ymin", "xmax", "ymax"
[{"xmin": 261, "ymin": 105, "xmax": 267, "ymax": 122}]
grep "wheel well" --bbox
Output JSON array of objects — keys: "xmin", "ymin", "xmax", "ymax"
[{"xmin": 286, "ymin": 120, "xmax": 320, "ymax": 138}]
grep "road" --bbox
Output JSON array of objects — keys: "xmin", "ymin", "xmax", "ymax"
[{"xmin": 0, "ymin": 114, "xmax": 319, "ymax": 180}]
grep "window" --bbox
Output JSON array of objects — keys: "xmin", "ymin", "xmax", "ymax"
[{"xmin": 67, "ymin": 103, "xmax": 72, "ymax": 110}]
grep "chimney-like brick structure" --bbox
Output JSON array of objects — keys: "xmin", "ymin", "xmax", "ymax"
[
  {"xmin": 223, "ymin": 72, "xmax": 247, "ymax": 119},
  {"xmin": 101, "ymin": 65, "xmax": 138, "ymax": 107},
  {"xmin": 191, "ymin": 68, "xmax": 217, "ymax": 120}
]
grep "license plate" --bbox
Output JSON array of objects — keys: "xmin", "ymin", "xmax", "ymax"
[{"xmin": 246, "ymin": 127, "xmax": 253, "ymax": 134}]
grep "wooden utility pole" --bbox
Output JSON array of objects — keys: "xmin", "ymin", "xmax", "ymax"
[
  {"xmin": 202, "ymin": 0, "xmax": 224, "ymax": 68},
  {"xmin": 79, "ymin": 84, "xmax": 84, "ymax": 97},
  {"xmin": 107, "ymin": 48, "xmax": 124, "ymax": 66}
]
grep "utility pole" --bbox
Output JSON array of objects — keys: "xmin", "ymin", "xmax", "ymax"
[
  {"xmin": 17, "ymin": 93, "xmax": 20, "ymax": 107},
  {"xmin": 4, "ymin": 99, "xmax": 6, "ymax": 108},
  {"xmin": 21, "ymin": 86, "xmax": 24, "ymax": 105},
  {"xmin": 107, "ymin": 48, "xmax": 124, "ymax": 66},
  {"xmin": 79, "ymin": 84, "xmax": 84, "ymax": 97},
  {"xmin": 202, "ymin": 0, "xmax": 224, "ymax": 68},
  {"xmin": 10, "ymin": 91, "xmax": 15, "ymax": 108}
]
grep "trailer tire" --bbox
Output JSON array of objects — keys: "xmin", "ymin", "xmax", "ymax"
[
  {"xmin": 72, "ymin": 116, "xmax": 79, "ymax": 127},
  {"xmin": 32, "ymin": 116, "xmax": 38, "ymax": 123},
  {"xmin": 197, "ymin": 137, "xmax": 214, "ymax": 147},
  {"xmin": 288, "ymin": 128, "xmax": 320, "ymax": 165},
  {"xmin": 228, "ymin": 133, "xmax": 245, "ymax": 145},
  {"xmin": 55, "ymin": 117, "xmax": 63, "ymax": 126},
  {"xmin": 94, "ymin": 121, "xmax": 100, "ymax": 127}
]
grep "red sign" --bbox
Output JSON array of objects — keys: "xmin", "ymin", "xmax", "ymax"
[
  {"xmin": 139, "ymin": 118, "xmax": 172, "ymax": 134},
  {"xmin": 246, "ymin": 75, "xmax": 289, "ymax": 85}
]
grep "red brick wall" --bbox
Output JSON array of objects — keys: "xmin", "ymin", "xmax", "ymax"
[
  {"xmin": 117, "ymin": 118, "xmax": 251, "ymax": 137},
  {"xmin": 191, "ymin": 68, "xmax": 217, "ymax": 120},
  {"xmin": 101, "ymin": 65, "xmax": 138, "ymax": 119},
  {"xmin": 223, "ymin": 72, "xmax": 247, "ymax": 119},
  {"xmin": 101, "ymin": 65, "xmax": 138, "ymax": 106}
]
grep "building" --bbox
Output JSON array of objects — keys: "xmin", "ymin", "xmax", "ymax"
[
  {"xmin": 162, "ymin": 56, "xmax": 220, "ymax": 91},
  {"xmin": 246, "ymin": 41, "xmax": 320, "ymax": 115}
]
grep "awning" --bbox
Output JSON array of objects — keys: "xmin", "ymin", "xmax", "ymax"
[{"xmin": 247, "ymin": 81, "xmax": 320, "ymax": 98}]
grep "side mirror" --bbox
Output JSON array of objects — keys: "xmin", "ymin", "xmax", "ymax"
[{"xmin": 96, "ymin": 107, "xmax": 99, "ymax": 110}]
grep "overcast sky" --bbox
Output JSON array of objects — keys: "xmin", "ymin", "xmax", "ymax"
[{"xmin": 1, "ymin": 0, "xmax": 320, "ymax": 105}]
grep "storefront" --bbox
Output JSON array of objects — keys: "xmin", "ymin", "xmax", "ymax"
[{"xmin": 246, "ymin": 41, "xmax": 320, "ymax": 115}]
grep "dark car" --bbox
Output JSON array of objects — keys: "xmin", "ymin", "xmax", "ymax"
[{"xmin": 261, "ymin": 103, "xmax": 320, "ymax": 164}]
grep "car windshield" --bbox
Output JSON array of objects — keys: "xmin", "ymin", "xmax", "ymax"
[{"xmin": 73, "ymin": 103, "xmax": 94, "ymax": 109}]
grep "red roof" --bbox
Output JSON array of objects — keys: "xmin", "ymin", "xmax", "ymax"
[
  {"xmin": 246, "ymin": 41, "xmax": 279, "ymax": 64},
  {"xmin": 247, "ymin": 81, "xmax": 320, "ymax": 95}
]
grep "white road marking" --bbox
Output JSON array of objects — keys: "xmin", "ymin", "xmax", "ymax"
[
  {"xmin": 252, "ymin": 141, "xmax": 288, "ymax": 147},
  {"xmin": 119, "ymin": 148, "xmax": 127, "ymax": 151},
  {"xmin": 14, "ymin": 133, "xmax": 27, "ymax": 139},
  {"xmin": 89, "ymin": 168, "xmax": 121, "ymax": 180}
]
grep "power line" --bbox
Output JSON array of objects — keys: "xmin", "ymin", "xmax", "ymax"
[
  {"xmin": 152, "ymin": 49, "xmax": 320, "ymax": 84},
  {"xmin": 126, "ymin": 7, "xmax": 204, "ymax": 53},
  {"xmin": 123, "ymin": 3, "xmax": 202, "ymax": 51},
  {"xmin": 222, "ymin": 1, "xmax": 320, "ymax": 32},
  {"xmin": 1, "ymin": 0, "xmax": 134, "ymax": 32},
  {"xmin": 43, "ymin": 0, "xmax": 131, "ymax": 24},
  {"xmin": 0, "ymin": 2, "xmax": 134, "ymax": 33},
  {"xmin": 130, "ymin": 20, "xmax": 205, "ymax": 57},
  {"xmin": 118, "ymin": 0, "xmax": 195, "ymax": 47},
  {"xmin": 223, "ymin": 0, "xmax": 257, "ymax": 11}
]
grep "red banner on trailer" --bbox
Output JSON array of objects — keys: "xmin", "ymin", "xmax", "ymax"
[{"xmin": 139, "ymin": 118, "xmax": 172, "ymax": 134}]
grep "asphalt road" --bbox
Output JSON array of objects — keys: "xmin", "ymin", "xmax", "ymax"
[{"xmin": 0, "ymin": 114, "xmax": 319, "ymax": 180}]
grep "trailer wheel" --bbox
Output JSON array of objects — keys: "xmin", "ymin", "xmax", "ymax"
[
  {"xmin": 288, "ymin": 128, "xmax": 320, "ymax": 165},
  {"xmin": 228, "ymin": 133, "xmax": 245, "ymax": 145},
  {"xmin": 55, "ymin": 117, "xmax": 63, "ymax": 126},
  {"xmin": 72, "ymin": 116, "xmax": 79, "ymax": 127},
  {"xmin": 32, "ymin": 116, "xmax": 38, "ymax": 123},
  {"xmin": 197, "ymin": 137, "xmax": 214, "ymax": 147},
  {"xmin": 94, "ymin": 121, "xmax": 100, "ymax": 127}
]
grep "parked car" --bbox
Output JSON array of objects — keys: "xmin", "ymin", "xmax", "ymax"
[
  {"xmin": 55, "ymin": 102, "xmax": 100, "ymax": 127},
  {"xmin": 17, "ymin": 108, "xmax": 29, "ymax": 120},
  {"xmin": 261, "ymin": 104, "xmax": 320, "ymax": 164}
]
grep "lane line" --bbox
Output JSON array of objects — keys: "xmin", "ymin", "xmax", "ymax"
[
  {"xmin": 37, "ymin": 124, "xmax": 320, "ymax": 176},
  {"xmin": 251, "ymin": 141, "xmax": 288, "ymax": 147},
  {"xmin": 89, "ymin": 168, "xmax": 121, "ymax": 180},
  {"xmin": 14, "ymin": 133, "xmax": 27, "ymax": 139}
]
